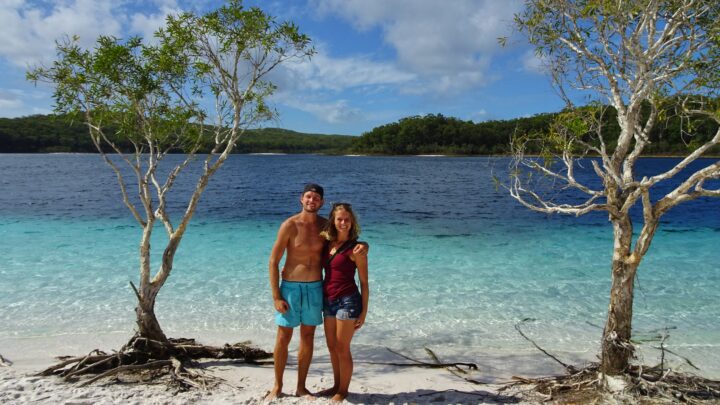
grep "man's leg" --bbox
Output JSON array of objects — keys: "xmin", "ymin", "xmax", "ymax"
[
  {"xmin": 296, "ymin": 324, "xmax": 316, "ymax": 396},
  {"xmin": 266, "ymin": 326, "xmax": 293, "ymax": 400}
]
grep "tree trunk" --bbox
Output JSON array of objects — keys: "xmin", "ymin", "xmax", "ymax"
[
  {"xmin": 600, "ymin": 219, "xmax": 638, "ymax": 375},
  {"xmin": 136, "ymin": 285, "xmax": 168, "ymax": 343}
]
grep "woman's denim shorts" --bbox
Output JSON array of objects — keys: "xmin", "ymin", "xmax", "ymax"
[{"xmin": 323, "ymin": 292, "xmax": 362, "ymax": 320}]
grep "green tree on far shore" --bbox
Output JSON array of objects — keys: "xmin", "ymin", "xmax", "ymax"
[{"xmin": 4, "ymin": 106, "xmax": 717, "ymax": 155}]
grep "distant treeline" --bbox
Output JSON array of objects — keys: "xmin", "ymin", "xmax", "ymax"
[
  {"xmin": 0, "ymin": 115, "xmax": 355, "ymax": 154},
  {"xmin": 2, "ymin": 108, "xmax": 718, "ymax": 155},
  {"xmin": 354, "ymin": 113, "xmax": 554, "ymax": 155},
  {"xmin": 354, "ymin": 108, "xmax": 720, "ymax": 155}
]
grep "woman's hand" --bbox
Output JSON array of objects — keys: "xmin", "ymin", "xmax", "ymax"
[{"xmin": 355, "ymin": 313, "xmax": 366, "ymax": 330}]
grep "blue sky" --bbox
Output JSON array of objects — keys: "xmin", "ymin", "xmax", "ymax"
[{"xmin": 0, "ymin": 0, "xmax": 563, "ymax": 136}]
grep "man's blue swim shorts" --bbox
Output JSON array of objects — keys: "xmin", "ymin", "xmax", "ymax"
[{"xmin": 275, "ymin": 280, "xmax": 323, "ymax": 328}]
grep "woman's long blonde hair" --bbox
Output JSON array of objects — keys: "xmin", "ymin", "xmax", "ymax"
[{"xmin": 320, "ymin": 203, "xmax": 361, "ymax": 241}]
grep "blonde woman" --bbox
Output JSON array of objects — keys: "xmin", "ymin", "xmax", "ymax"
[{"xmin": 319, "ymin": 203, "xmax": 369, "ymax": 402}]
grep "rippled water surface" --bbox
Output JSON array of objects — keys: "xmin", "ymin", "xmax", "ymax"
[{"xmin": 1, "ymin": 154, "xmax": 718, "ymax": 376}]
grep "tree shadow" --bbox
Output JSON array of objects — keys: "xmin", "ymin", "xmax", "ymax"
[
  {"xmin": 195, "ymin": 359, "xmax": 272, "ymax": 369},
  {"xmin": 345, "ymin": 388, "xmax": 523, "ymax": 404}
]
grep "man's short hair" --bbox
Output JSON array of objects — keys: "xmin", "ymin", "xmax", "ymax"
[{"xmin": 303, "ymin": 183, "xmax": 324, "ymax": 198}]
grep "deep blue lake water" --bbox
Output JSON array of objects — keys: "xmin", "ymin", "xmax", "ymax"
[{"xmin": 1, "ymin": 154, "xmax": 718, "ymax": 376}]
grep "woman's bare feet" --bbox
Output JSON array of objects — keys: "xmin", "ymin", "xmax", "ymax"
[
  {"xmin": 263, "ymin": 387, "xmax": 284, "ymax": 402},
  {"xmin": 316, "ymin": 387, "xmax": 338, "ymax": 397},
  {"xmin": 295, "ymin": 387, "xmax": 316, "ymax": 399},
  {"xmin": 330, "ymin": 392, "xmax": 348, "ymax": 402}
]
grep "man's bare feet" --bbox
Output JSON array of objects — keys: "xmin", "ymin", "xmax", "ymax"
[
  {"xmin": 295, "ymin": 387, "xmax": 316, "ymax": 400},
  {"xmin": 330, "ymin": 392, "xmax": 348, "ymax": 402},
  {"xmin": 316, "ymin": 387, "xmax": 338, "ymax": 397}
]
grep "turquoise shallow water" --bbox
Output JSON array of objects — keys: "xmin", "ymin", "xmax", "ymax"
[{"xmin": 1, "ymin": 154, "xmax": 719, "ymax": 376}]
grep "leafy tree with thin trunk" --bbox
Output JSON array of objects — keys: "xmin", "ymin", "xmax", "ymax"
[
  {"xmin": 510, "ymin": 0, "xmax": 720, "ymax": 379},
  {"xmin": 27, "ymin": 0, "xmax": 313, "ymax": 384}
]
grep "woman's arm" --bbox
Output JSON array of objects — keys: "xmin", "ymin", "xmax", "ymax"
[{"xmin": 354, "ymin": 252, "xmax": 369, "ymax": 330}]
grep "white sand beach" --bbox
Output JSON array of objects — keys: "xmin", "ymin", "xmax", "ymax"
[
  {"xmin": 0, "ymin": 335, "xmax": 562, "ymax": 404},
  {"xmin": 0, "ymin": 362, "xmax": 530, "ymax": 405}
]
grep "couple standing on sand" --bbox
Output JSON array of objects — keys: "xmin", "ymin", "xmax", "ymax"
[{"xmin": 267, "ymin": 183, "xmax": 370, "ymax": 402}]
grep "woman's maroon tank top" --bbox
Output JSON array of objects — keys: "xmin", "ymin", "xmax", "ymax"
[{"xmin": 323, "ymin": 240, "xmax": 359, "ymax": 301}]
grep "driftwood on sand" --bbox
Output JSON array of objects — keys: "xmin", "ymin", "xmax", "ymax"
[
  {"xmin": 498, "ymin": 319, "xmax": 720, "ymax": 404},
  {"xmin": 38, "ymin": 334, "xmax": 271, "ymax": 389}
]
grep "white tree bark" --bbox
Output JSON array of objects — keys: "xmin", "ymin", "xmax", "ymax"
[
  {"xmin": 66, "ymin": 22, "xmax": 312, "ymax": 342},
  {"xmin": 512, "ymin": 0, "xmax": 720, "ymax": 375}
]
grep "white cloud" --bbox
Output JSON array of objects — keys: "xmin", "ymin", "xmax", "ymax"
[
  {"xmin": 312, "ymin": 0, "xmax": 523, "ymax": 94},
  {"xmin": 128, "ymin": 1, "xmax": 182, "ymax": 43},
  {"xmin": 284, "ymin": 97, "xmax": 362, "ymax": 124},
  {"xmin": 0, "ymin": 89, "xmax": 22, "ymax": 109},
  {"xmin": 129, "ymin": 11, "xmax": 170, "ymax": 42},
  {"xmin": 313, "ymin": 0, "xmax": 386, "ymax": 31},
  {"xmin": 470, "ymin": 108, "xmax": 487, "ymax": 121},
  {"xmin": 0, "ymin": 87, "xmax": 51, "ymax": 115},
  {"xmin": 521, "ymin": 49, "xmax": 547, "ymax": 74},
  {"xmin": 268, "ymin": 44, "xmax": 415, "ymax": 125},
  {"xmin": 0, "ymin": 0, "xmax": 188, "ymax": 66},
  {"xmin": 0, "ymin": 0, "xmax": 124, "ymax": 66},
  {"xmin": 280, "ymin": 49, "xmax": 415, "ymax": 93}
]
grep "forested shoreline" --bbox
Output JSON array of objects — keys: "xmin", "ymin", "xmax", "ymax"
[
  {"xmin": 1, "ymin": 110, "xmax": 718, "ymax": 155},
  {"xmin": 0, "ymin": 115, "xmax": 355, "ymax": 154}
]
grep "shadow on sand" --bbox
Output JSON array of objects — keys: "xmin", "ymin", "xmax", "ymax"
[{"xmin": 344, "ymin": 388, "xmax": 523, "ymax": 404}]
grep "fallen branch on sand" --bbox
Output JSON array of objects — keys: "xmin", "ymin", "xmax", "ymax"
[
  {"xmin": 501, "ymin": 362, "xmax": 720, "ymax": 404},
  {"xmin": 38, "ymin": 334, "xmax": 271, "ymax": 389},
  {"xmin": 515, "ymin": 318, "xmax": 577, "ymax": 373},
  {"xmin": 421, "ymin": 348, "xmax": 508, "ymax": 385},
  {"xmin": 0, "ymin": 354, "xmax": 12, "ymax": 367},
  {"xmin": 355, "ymin": 347, "xmax": 478, "ymax": 371},
  {"xmin": 385, "ymin": 348, "xmax": 478, "ymax": 371},
  {"xmin": 502, "ymin": 319, "xmax": 720, "ymax": 403},
  {"xmin": 378, "ymin": 347, "xmax": 516, "ymax": 386}
]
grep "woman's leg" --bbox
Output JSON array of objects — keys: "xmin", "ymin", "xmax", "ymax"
[
  {"xmin": 320, "ymin": 316, "xmax": 340, "ymax": 396},
  {"xmin": 332, "ymin": 318, "xmax": 357, "ymax": 402}
]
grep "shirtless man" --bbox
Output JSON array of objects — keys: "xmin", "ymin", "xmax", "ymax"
[{"xmin": 266, "ymin": 183, "xmax": 365, "ymax": 400}]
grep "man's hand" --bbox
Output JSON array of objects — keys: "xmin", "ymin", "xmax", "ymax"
[
  {"xmin": 274, "ymin": 298, "xmax": 289, "ymax": 313},
  {"xmin": 353, "ymin": 241, "xmax": 369, "ymax": 256}
]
